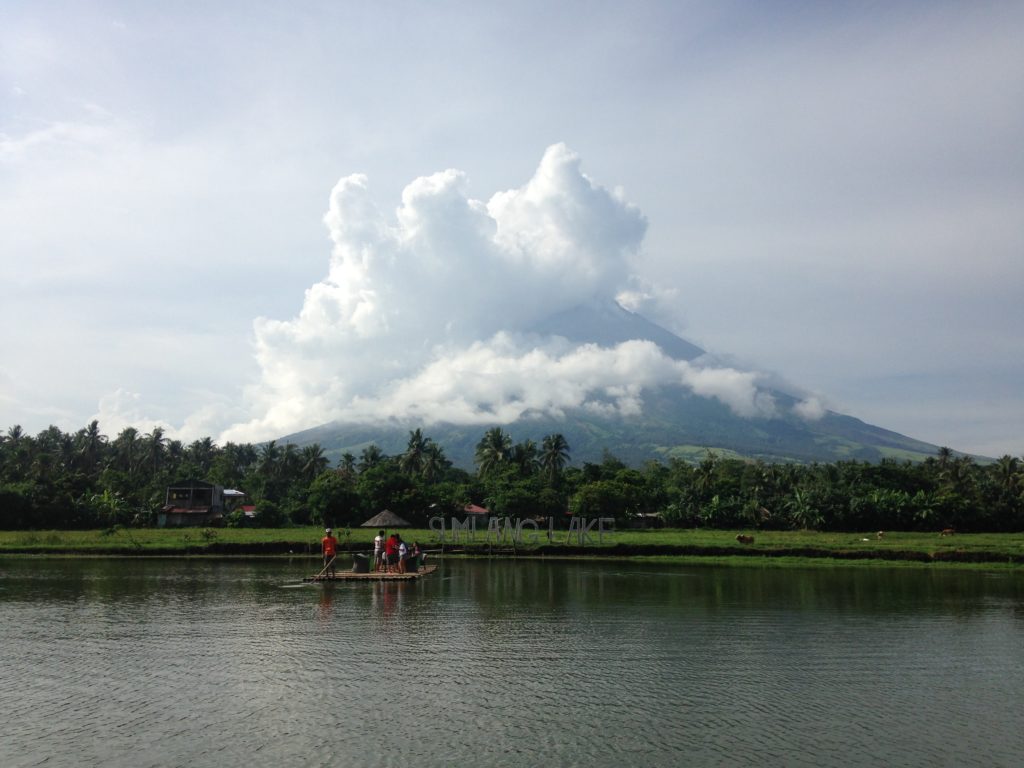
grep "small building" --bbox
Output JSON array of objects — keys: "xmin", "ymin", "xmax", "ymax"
[
  {"xmin": 463, "ymin": 503, "xmax": 491, "ymax": 524},
  {"xmin": 159, "ymin": 479, "xmax": 231, "ymax": 527}
]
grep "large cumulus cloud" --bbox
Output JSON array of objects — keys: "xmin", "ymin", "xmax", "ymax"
[{"xmin": 221, "ymin": 145, "xmax": 796, "ymax": 443}]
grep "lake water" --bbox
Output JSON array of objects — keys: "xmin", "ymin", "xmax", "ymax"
[{"xmin": 1, "ymin": 557, "xmax": 1022, "ymax": 767}]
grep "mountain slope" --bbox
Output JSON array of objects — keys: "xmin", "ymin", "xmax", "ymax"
[{"xmin": 279, "ymin": 301, "xmax": 948, "ymax": 467}]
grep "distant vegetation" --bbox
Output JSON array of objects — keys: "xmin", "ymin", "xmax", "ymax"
[{"xmin": 1, "ymin": 422, "xmax": 1022, "ymax": 532}]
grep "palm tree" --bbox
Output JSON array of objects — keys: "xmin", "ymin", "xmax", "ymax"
[
  {"xmin": 358, "ymin": 444, "xmax": 385, "ymax": 472},
  {"xmin": 166, "ymin": 440, "xmax": 185, "ymax": 475},
  {"xmin": 31, "ymin": 449, "xmax": 55, "ymax": 481},
  {"xmin": 187, "ymin": 437, "xmax": 216, "ymax": 475},
  {"xmin": 936, "ymin": 446, "xmax": 954, "ymax": 472},
  {"xmin": 2, "ymin": 425, "xmax": 32, "ymax": 479},
  {"xmin": 300, "ymin": 444, "xmax": 329, "ymax": 482},
  {"xmin": 993, "ymin": 455, "xmax": 1020, "ymax": 496},
  {"xmin": 113, "ymin": 427, "xmax": 141, "ymax": 477},
  {"xmin": 400, "ymin": 428, "xmax": 429, "ymax": 476},
  {"xmin": 695, "ymin": 452, "xmax": 718, "ymax": 498},
  {"xmin": 510, "ymin": 439, "xmax": 538, "ymax": 477},
  {"xmin": 259, "ymin": 440, "xmax": 281, "ymax": 477},
  {"xmin": 145, "ymin": 427, "xmax": 166, "ymax": 475},
  {"xmin": 941, "ymin": 455, "xmax": 975, "ymax": 492},
  {"xmin": 280, "ymin": 443, "xmax": 300, "ymax": 479},
  {"xmin": 540, "ymin": 433, "xmax": 570, "ymax": 485},
  {"xmin": 475, "ymin": 427, "xmax": 512, "ymax": 478},
  {"xmin": 338, "ymin": 452, "xmax": 357, "ymax": 477},
  {"xmin": 76, "ymin": 420, "xmax": 107, "ymax": 473},
  {"xmin": 421, "ymin": 443, "xmax": 449, "ymax": 482}
]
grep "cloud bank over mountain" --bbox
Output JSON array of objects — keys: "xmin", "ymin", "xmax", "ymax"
[{"xmin": 221, "ymin": 145, "xmax": 808, "ymax": 443}]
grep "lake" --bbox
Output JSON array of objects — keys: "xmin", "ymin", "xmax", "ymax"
[{"xmin": 1, "ymin": 557, "xmax": 1022, "ymax": 767}]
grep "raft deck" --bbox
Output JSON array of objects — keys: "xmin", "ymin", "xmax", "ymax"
[{"xmin": 304, "ymin": 564, "xmax": 438, "ymax": 582}]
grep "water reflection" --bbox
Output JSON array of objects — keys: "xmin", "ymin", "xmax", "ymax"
[{"xmin": 1, "ymin": 557, "xmax": 1022, "ymax": 768}]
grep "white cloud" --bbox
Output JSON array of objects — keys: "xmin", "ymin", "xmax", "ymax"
[
  {"xmin": 793, "ymin": 397, "xmax": 826, "ymax": 421},
  {"xmin": 681, "ymin": 365, "xmax": 775, "ymax": 419},
  {"xmin": 91, "ymin": 389, "xmax": 170, "ymax": 440},
  {"xmin": 0, "ymin": 120, "xmax": 114, "ymax": 161},
  {"xmin": 91, "ymin": 388, "xmax": 241, "ymax": 445},
  {"xmin": 220, "ymin": 146, "xmax": 776, "ymax": 442}
]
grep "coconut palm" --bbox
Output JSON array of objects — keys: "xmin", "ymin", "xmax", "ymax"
[
  {"xmin": 300, "ymin": 444, "xmax": 329, "ymax": 481},
  {"xmin": 338, "ymin": 452, "xmax": 357, "ymax": 477},
  {"xmin": 540, "ymin": 433, "xmax": 570, "ymax": 484},
  {"xmin": 421, "ymin": 443, "xmax": 449, "ymax": 482},
  {"xmin": 358, "ymin": 444, "xmax": 385, "ymax": 472},
  {"xmin": 112, "ymin": 427, "xmax": 141, "ymax": 477},
  {"xmin": 145, "ymin": 427, "xmax": 166, "ymax": 474},
  {"xmin": 475, "ymin": 427, "xmax": 512, "ymax": 478},
  {"xmin": 166, "ymin": 440, "xmax": 185, "ymax": 475},
  {"xmin": 259, "ymin": 440, "xmax": 281, "ymax": 476},
  {"xmin": 993, "ymin": 455, "xmax": 1020, "ymax": 496},
  {"xmin": 400, "ymin": 428, "xmax": 429, "ymax": 476},
  {"xmin": 1, "ymin": 425, "xmax": 32, "ymax": 479},
  {"xmin": 187, "ymin": 437, "xmax": 216, "ymax": 475},
  {"xmin": 280, "ymin": 443, "xmax": 300, "ymax": 479},
  {"xmin": 76, "ymin": 420, "xmax": 107, "ymax": 473},
  {"xmin": 936, "ymin": 446, "xmax": 954, "ymax": 471},
  {"xmin": 695, "ymin": 452, "xmax": 718, "ymax": 498},
  {"xmin": 510, "ymin": 439, "xmax": 539, "ymax": 477}
]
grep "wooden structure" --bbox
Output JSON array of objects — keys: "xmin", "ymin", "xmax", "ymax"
[
  {"xmin": 304, "ymin": 564, "xmax": 438, "ymax": 582},
  {"xmin": 159, "ymin": 479, "xmax": 225, "ymax": 527}
]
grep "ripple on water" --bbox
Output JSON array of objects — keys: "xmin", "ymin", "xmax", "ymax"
[{"xmin": 1, "ymin": 559, "xmax": 1023, "ymax": 767}]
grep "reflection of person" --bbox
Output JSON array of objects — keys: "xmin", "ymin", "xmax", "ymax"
[
  {"xmin": 373, "ymin": 529, "xmax": 385, "ymax": 572},
  {"xmin": 317, "ymin": 584, "xmax": 334, "ymax": 620},
  {"xmin": 321, "ymin": 527, "xmax": 338, "ymax": 578}
]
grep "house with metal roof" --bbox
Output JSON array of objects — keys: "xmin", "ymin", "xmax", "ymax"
[{"xmin": 159, "ymin": 479, "xmax": 235, "ymax": 527}]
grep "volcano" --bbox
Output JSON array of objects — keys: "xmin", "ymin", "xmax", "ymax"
[{"xmin": 278, "ymin": 300, "xmax": 946, "ymax": 467}]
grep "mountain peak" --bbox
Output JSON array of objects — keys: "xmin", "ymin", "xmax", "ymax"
[{"xmin": 530, "ymin": 300, "xmax": 705, "ymax": 361}]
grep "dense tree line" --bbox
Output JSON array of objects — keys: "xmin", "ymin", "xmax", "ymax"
[{"xmin": 1, "ymin": 423, "xmax": 1022, "ymax": 532}]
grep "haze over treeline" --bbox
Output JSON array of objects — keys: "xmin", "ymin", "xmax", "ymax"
[{"xmin": 2, "ymin": 423, "xmax": 1022, "ymax": 533}]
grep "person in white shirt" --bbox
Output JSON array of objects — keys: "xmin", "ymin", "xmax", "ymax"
[{"xmin": 373, "ymin": 529, "xmax": 385, "ymax": 572}]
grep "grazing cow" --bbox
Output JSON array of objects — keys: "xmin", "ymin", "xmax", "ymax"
[
  {"xmin": 735, "ymin": 534, "xmax": 755, "ymax": 544},
  {"xmin": 940, "ymin": 528, "xmax": 956, "ymax": 537}
]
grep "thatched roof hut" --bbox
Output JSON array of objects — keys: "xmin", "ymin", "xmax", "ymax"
[{"xmin": 360, "ymin": 509, "xmax": 411, "ymax": 528}]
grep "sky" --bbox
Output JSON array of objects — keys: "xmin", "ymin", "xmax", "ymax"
[{"xmin": 1, "ymin": 0, "xmax": 1022, "ymax": 457}]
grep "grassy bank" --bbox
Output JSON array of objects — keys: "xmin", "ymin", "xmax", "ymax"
[{"xmin": 1, "ymin": 527, "xmax": 1022, "ymax": 566}]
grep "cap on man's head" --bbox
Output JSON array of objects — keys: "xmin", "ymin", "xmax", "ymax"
[{"xmin": 325, "ymin": 527, "xmax": 332, "ymax": 533}]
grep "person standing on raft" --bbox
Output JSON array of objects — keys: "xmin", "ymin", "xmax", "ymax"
[
  {"xmin": 321, "ymin": 528, "xmax": 338, "ymax": 578},
  {"xmin": 373, "ymin": 529, "xmax": 385, "ymax": 572},
  {"xmin": 384, "ymin": 532, "xmax": 399, "ymax": 573}
]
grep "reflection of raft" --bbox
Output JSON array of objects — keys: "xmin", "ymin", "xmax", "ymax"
[{"xmin": 304, "ymin": 564, "xmax": 437, "ymax": 582}]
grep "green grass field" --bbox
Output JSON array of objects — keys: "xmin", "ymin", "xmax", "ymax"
[{"xmin": 1, "ymin": 526, "xmax": 1022, "ymax": 567}]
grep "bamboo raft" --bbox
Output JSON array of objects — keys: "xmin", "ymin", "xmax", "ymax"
[{"xmin": 303, "ymin": 564, "xmax": 438, "ymax": 582}]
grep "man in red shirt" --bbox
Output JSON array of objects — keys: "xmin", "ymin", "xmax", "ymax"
[
  {"xmin": 384, "ymin": 533, "xmax": 399, "ymax": 574},
  {"xmin": 321, "ymin": 528, "xmax": 338, "ymax": 578}
]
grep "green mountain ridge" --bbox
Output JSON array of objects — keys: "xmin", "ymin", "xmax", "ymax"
[
  {"xmin": 277, "ymin": 301, "xmax": 964, "ymax": 467},
  {"xmin": 279, "ymin": 389, "xmax": 950, "ymax": 469}
]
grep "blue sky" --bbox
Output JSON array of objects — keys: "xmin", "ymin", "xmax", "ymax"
[{"xmin": 1, "ymin": 1, "xmax": 1022, "ymax": 456}]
